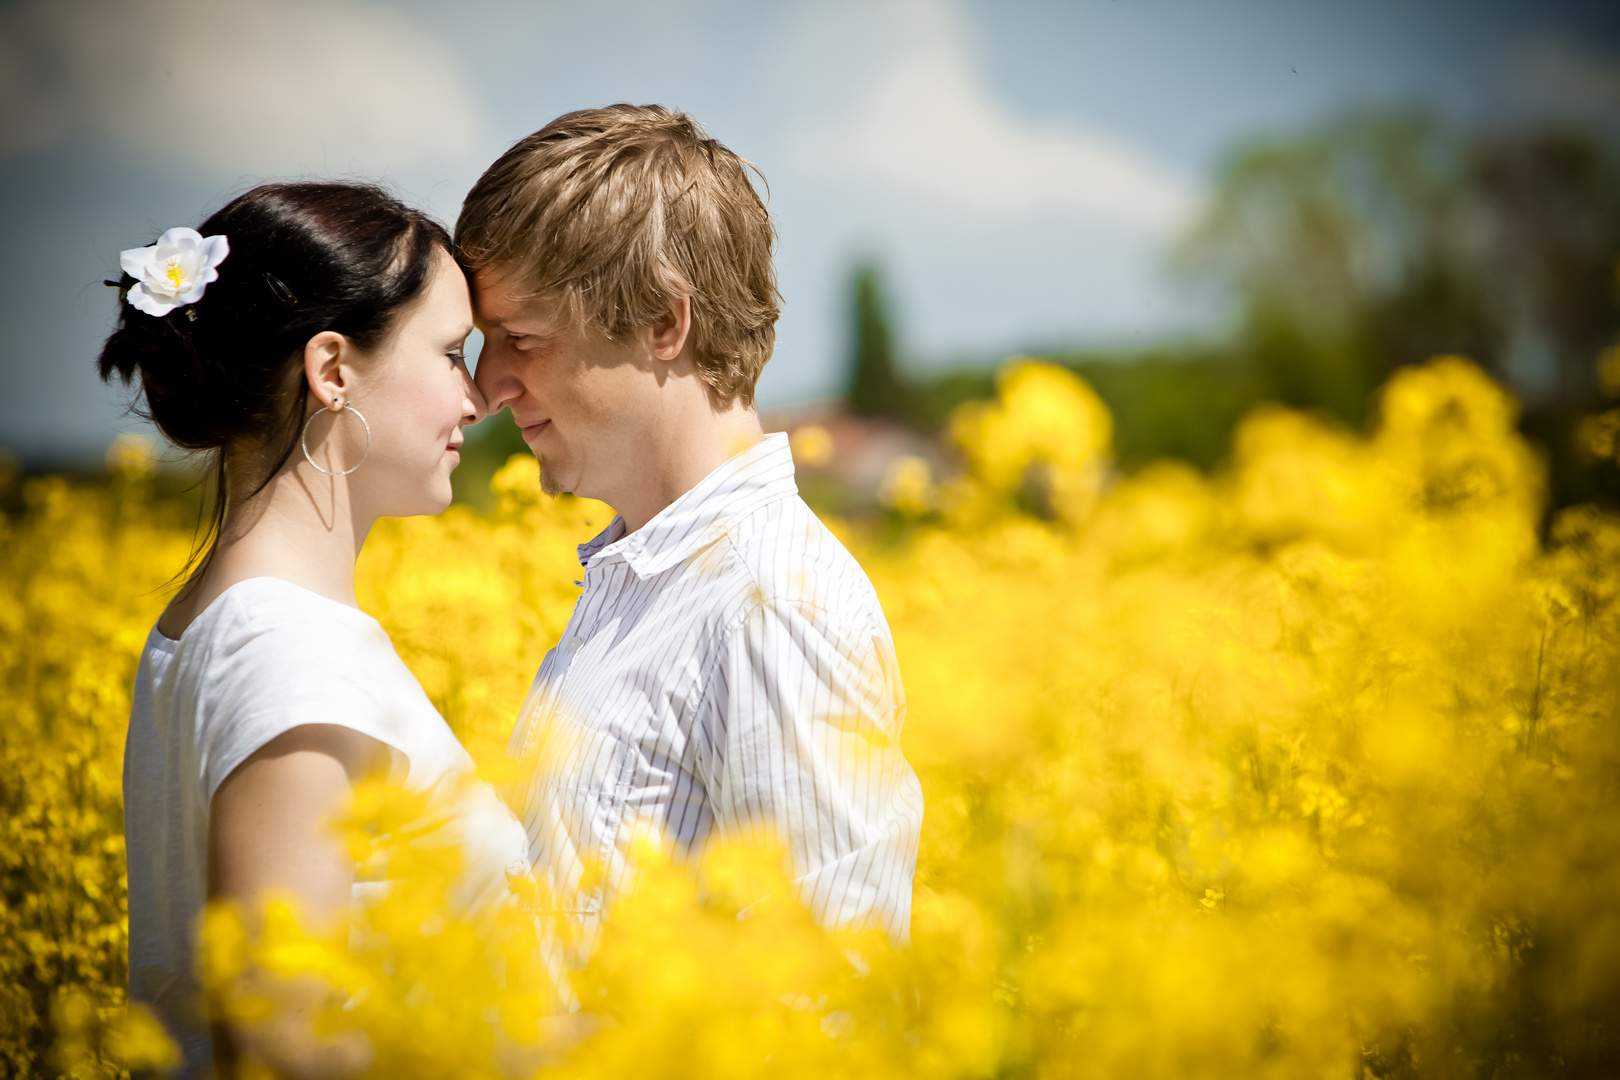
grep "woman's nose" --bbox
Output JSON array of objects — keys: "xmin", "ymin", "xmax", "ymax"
[
  {"xmin": 464, "ymin": 373, "xmax": 489, "ymax": 424},
  {"xmin": 472, "ymin": 345, "xmax": 514, "ymax": 415}
]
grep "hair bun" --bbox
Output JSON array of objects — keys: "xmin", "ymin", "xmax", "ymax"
[{"xmin": 100, "ymin": 182, "xmax": 449, "ymax": 458}]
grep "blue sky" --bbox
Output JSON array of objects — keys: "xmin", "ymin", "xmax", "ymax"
[{"xmin": 2, "ymin": 0, "xmax": 1617, "ymax": 463}]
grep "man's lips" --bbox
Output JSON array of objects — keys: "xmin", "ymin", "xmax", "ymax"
[{"xmin": 520, "ymin": 419, "xmax": 550, "ymax": 440}]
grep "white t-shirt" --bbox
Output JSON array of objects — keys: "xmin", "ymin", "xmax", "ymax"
[{"xmin": 123, "ymin": 577, "xmax": 528, "ymax": 1079}]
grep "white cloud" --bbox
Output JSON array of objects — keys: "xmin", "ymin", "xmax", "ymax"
[
  {"xmin": 0, "ymin": 0, "xmax": 486, "ymax": 174},
  {"xmin": 798, "ymin": 0, "xmax": 1197, "ymax": 234}
]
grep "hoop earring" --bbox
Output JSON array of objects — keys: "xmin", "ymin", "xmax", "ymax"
[{"xmin": 301, "ymin": 402, "xmax": 371, "ymax": 476}]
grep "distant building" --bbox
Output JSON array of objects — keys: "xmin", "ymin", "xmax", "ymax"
[{"xmin": 762, "ymin": 402, "xmax": 949, "ymax": 515}]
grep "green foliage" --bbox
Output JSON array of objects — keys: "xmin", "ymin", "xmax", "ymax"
[
  {"xmin": 894, "ymin": 114, "xmax": 1620, "ymax": 512},
  {"xmin": 1063, "ymin": 350, "xmax": 1263, "ymax": 471},
  {"xmin": 901, "ymin": 368, "xmax": 996, "ymax": 432},
  {"xmin": 1179, "ymin": 113, "xmax": 1620, "ymax": 509},
  {"xmin": 452, "ymin": 410, "xmax": 529, "ymax": 511},
  {"xmin": 1178, "ymin": 113, "xmax": 1471, "ymax": 421},
  {"xmin": 845, "ymin": 262, "xmax": 911, "ymax": 418},
  {"xmin": 902, "ymin": 352, "xmax": 1259, "ymax": 473}
]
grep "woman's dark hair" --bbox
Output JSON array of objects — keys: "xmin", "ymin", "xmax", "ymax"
[{"xmin": 99, "ymin": 182, "xmax": 451, "ymax": 576}]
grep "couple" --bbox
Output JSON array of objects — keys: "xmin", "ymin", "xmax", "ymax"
[{"xmin": 107, "ymin": 105, "xmax": 924, "ymax": 1079}]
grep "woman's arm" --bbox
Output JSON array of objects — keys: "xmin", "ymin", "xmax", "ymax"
[{"xmin": 206, "ymin": 723, "xmax": 391, "ymax": 1080}]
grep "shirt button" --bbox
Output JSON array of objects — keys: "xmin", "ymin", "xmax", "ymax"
[{"xmin": 564, "ymin": 636, "xmax": 583, "ymax": 655}]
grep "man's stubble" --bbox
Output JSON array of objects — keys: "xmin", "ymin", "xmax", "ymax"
[{"xmin": 537, "ymin": 455, "xmax": 564, "ymax": 498}]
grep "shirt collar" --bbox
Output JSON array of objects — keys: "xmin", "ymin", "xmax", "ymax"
[{"xmin": 575, "ymin": 432, "xmax": 799, "ymax": 577}]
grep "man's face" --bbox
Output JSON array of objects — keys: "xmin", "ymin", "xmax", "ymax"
[{"xmin": 470, "ymin": 266, "xmax": 659, "ymax": 501}]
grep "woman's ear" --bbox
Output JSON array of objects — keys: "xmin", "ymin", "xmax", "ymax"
[
  {"xmin": 649, "ymin": 296, "xmax": 692, "ymax": 363},
  {"xmin": 303, "ymin": 331, "xmax": 350, "ymax": 411}
]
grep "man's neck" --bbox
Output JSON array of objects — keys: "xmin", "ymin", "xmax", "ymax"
[{"xmin": 613, "ymin": 395, "xmax": 764, "ymax": 534}]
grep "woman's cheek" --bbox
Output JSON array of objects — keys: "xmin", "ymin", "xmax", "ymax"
[
  {"xmin": 370, "ymin": 391, "xmax": 427, "ymax": 471},
  {"xmin": 393, "ymin": 369, "xmax": 456, "ymax": 450}
]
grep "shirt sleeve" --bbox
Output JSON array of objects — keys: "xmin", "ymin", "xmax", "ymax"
[
  {"xmin": 702, "ymin": 596, "xmax": 925, "ymax": 945},
  {"xmin": 197, "ymin": 615, "xmax": 412, "ymax": 804}
]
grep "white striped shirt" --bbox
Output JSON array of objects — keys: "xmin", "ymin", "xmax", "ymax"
[{"xmin": 508, "ymin": 432, "xmax": 923, "ymax": 990}]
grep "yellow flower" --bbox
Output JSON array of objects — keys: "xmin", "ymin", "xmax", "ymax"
[
  {"xmin": 9, "ymin": 354, "xmax": 1620, "ymax": 1079},
  {"xmin": 879, "ymin": 454, "xmax": 935, "ymax": 516},
  {"xmin": 789, "ymin": 423, "xmax": 835, "ymax": 468}
]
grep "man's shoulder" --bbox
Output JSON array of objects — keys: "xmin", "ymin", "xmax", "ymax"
[{"xmin": 717, "ymin": 494, "xmax": 886, "ymax": 625}]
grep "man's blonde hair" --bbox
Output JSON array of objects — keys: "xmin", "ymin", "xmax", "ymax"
[{"xmin": 455, "ymin": 104, "xmax": 781, "ymax": 406}]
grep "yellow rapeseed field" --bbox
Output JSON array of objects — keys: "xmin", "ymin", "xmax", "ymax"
[{"xmin": 5, "ymin": 356, "xmax": 1620, "ymax": 1078}]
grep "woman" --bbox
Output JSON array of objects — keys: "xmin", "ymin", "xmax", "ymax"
[{"xmin": 101, "ymin": 183, "xmax": 529, "ymax": 1079}]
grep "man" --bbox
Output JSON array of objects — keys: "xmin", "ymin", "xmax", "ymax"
[{"xmin": 455, "ymin": 105, "xmax": 923, "ymax": 997}]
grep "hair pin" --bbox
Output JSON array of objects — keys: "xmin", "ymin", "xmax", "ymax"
[{"xmin": 265, "ymin": 272, "xmax": 299, "ymax": 307}]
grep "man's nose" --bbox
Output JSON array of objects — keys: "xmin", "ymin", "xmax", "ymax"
[{"xmin": 473, "ymin": 340, "xmax": 517, "ymax": 414}]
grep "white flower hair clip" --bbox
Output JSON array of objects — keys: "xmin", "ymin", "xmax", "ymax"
[{"xmin": 119, "ymin": 227, "xmax": 230, "ymax": 317}]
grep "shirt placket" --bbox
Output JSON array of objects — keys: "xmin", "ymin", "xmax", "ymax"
[{"xmin": 517, "ymin": 558, "xmax": 605, "ymax": 764}]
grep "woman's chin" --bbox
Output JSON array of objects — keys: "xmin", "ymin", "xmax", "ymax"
[
  {"xmin": 426, "ymin": 482, "xmax": 455, "ymax": 516},
  {"xmin": 419, "ymin": 461, "xmax": 458, "ymax": 515},
  {"xmin": 382, "ymin": 480, "xmax": 455, "ymax": 519}
]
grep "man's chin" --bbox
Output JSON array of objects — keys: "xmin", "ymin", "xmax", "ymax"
[{"xmin": 537, "ymin": 458, "xmax": 564, "ymax": 498}]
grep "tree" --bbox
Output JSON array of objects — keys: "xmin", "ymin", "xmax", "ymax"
[
  {"xmin": 845, "ymin": 262, "xmax": 910, "ymax": 418},
  {"xmin": 1179, "ymin": 114, "xmax": 1620, "ymax": 508}
]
